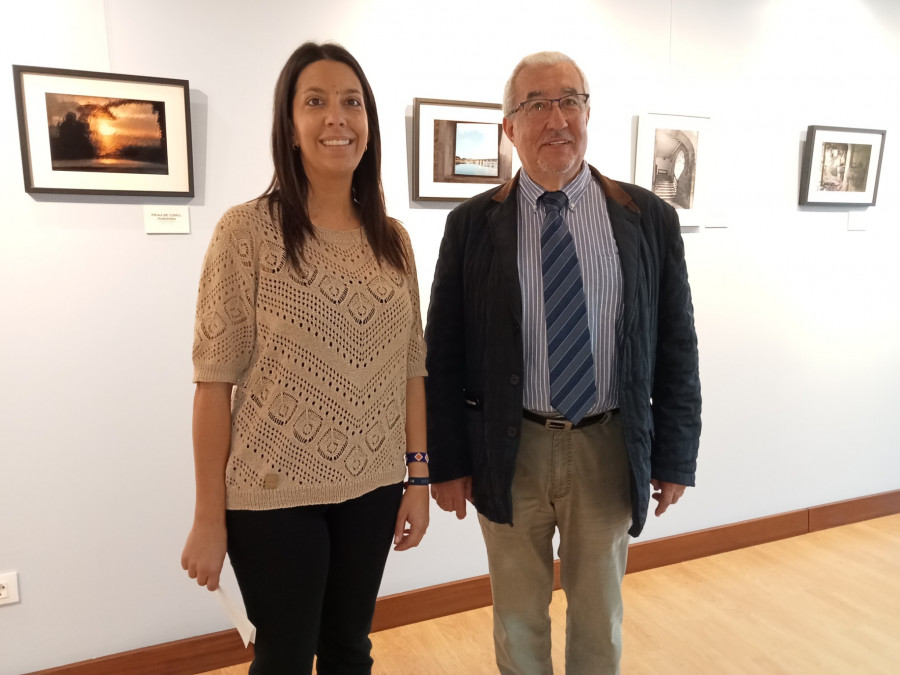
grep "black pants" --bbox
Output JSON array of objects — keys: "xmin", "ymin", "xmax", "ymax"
[{"xmin": 226, "ymin": 483, "xmax": 404, "ymax": 674}]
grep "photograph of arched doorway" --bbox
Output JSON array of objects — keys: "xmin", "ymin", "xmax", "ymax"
[{"xmin": 651, "ymin": 128, "xmax": 698, "ymax": 209}]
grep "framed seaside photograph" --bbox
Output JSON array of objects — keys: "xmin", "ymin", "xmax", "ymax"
[
  {"xmin": 13, "ymin": 65, "xmax": 194, "ymax": 197},
  {"xmin": 412, "ymin": 98, "xmax": 516, "ymax": 201},
  {"xmin": 634, "ymin": 113, "xmax": 710, "ymax": 228},
  {"xmin": 799, "ymin": 126, "xmax": 885, "ymax": 206}
]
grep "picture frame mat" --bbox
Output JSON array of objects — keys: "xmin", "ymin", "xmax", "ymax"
[
  {"xmin": 414, "ymin": 99, "xmax": 517, "ymax": 200},
  {"xmin": 634, "ymin": 112, "xmax": 711, "ymax": 228}
]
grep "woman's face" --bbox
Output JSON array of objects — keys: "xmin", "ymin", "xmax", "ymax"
[{"xmin": 292, "ymin": 59, "xmax": 369, "ymax": 183}]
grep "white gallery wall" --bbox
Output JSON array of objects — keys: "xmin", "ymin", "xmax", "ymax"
[{"xmin": 1, "ymin": 0, "xmax": 898, "ymax": 672}]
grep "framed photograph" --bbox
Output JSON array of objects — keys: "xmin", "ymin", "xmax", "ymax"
[
  {"xmin": 412, "ymin": 98, "xmax": 517, "ymax": 201},
  {"xmin": 13, "ymin": 65, "xmax": 194, "ymax": 197},
  {"xmin": 799, "ymin": 126, "xmax": 885, "ymax": 206},
  {"xmin": 634, "ymin": 113, "xmax": 710, "ymax": 228}
]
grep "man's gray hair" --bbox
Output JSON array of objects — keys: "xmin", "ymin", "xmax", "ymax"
[{"xmin": 502, "ymin": 51, "xmax": 590, "ymax": 117}]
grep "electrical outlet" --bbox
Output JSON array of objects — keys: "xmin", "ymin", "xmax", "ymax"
[{"xmin": 0, "ymin": 571, "xmax": 20, "ymax": 606}]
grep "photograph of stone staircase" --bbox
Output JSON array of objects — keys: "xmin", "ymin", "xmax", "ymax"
[{"xmin": 652, "ymin": 172, "xmax": 678, "ymax": 202}]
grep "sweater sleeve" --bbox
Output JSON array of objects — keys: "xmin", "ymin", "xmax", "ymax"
[
  {"xmin": 398, "ymin": 224, "xmax": 428, "ymax": 379},
  {"xmin": 192, "ymin": 204, "xmax": 260, "ymax": 384}
]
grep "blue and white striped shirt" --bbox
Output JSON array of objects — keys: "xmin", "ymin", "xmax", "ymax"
[{"xmin": 518, "ymin": 163, "xmax": 623, "ymax": 416}]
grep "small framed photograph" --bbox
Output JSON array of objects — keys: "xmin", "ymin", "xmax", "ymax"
[
  {"xmin": 12, "ymin": 65, "xmax": 194, "ymax": 197},
  {"xmin": 634, "ymin": 113, "xmax": 710, "ymax": 228},
  {"xmin": 799, "ymin": 126, "xmax": 885, "ymax": 206},
  {"xmin": 412, "ymin": 98, "xmax": 516, "ymax": 201}
]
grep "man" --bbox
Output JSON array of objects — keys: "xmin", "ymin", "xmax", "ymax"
[{"xmin": 425, "ymin": 51, "xmax": 701, "ymax": 674}]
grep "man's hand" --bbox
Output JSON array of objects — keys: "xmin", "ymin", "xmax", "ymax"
[
  {"xmin": 394, "ymin": 485, "xmax": 429, "ymax": 551},
  {"xmin": 431, "ymin": 476, "xmax": 473, "ymax": 519},
  {"xmin": 650, "ymin": 479, "xmax": 687, "ymax": 516}
]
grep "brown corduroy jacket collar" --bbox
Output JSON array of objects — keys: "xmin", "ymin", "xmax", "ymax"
[{"xmin": 491, "ymin": 164, "xmax": 641, "ymax": 214}]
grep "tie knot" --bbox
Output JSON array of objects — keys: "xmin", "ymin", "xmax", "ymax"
[{"xmin": 541, "ymin": 191, "xmax": 568, "ymax": 215}]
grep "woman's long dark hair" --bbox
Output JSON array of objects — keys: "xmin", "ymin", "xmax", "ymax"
[{"xmin": 262, "ymin": 42, "xmax": 407, "ymax": 272}]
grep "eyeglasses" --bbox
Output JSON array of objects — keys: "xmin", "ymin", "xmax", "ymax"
[{"xmin": 512, "ymin": 93, "xmax": 590, "ymax": 118}]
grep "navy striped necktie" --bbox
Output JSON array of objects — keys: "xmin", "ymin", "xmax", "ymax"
[{"xmin": 539, "ymin": 191, "xmax": 597, "ymax": 424}]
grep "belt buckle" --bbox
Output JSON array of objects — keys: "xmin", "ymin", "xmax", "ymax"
[{"xmin": 545, "ymin": 419, "xmax": 572, "ymax": 431}]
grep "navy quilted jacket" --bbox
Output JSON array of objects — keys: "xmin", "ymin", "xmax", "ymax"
[{"xmin": 424, "ymin": 167, "xmax": 701, "ymax": 537}]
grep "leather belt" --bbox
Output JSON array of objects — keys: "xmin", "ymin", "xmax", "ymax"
[{"xmin": 522, "ymin": 408, "xmax": 618, "ymax": 431}]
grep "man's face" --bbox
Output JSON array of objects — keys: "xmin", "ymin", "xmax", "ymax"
[{"xmin": 502, "ymin": 62, "xmax": 589, "ymax": 191}]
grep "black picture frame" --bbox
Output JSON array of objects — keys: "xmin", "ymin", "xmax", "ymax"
[
  {"xmin": 799, "ymin": 125, "xmax": 885, "ymax": 206},
  {"xmin": 13, "ymin": 64, "xmax": 194, "ymax": 197},
  {"xmin": 412, "ymin": 98, "xmax": 516, "ymax": 201}
]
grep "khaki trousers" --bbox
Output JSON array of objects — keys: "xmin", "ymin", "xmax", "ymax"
[{"xmin": 478, "ymin": 412, "xmax": 632, "ymax": 675}]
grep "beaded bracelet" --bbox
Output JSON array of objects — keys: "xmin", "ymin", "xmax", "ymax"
[
  {"xmin": 405, "ymin": 451, "xmax": 429, "ymax": 464},
  {"xmin": 406, "ymin": 476, "xmax": 430, "ymax": 487}
]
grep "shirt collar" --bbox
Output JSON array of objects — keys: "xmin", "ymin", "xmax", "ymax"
[{"xmin": 519, "ymin": 162, "xmax": 591, "ymax": 212}]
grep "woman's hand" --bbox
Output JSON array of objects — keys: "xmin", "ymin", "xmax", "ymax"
[
  {"xmin": 183, "ymin": 382, "xmax": 232, "ymax": 591},
  {"xmin": 396, "ymin": 376, "xmax": 429, "ymax": 551},
  {"xmin": 181, "ymin": 519, "xmax": 228, "ymax": 591},
  {"xmin": 393, "ymin": 485, "xmax": 429, "ymax": 551}
]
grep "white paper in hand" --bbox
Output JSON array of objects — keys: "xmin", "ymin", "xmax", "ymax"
[{"xmin": 216, "ymin": 586, "xmax": 256, "ymax": 647}]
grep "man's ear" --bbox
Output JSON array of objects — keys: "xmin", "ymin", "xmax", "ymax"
[{"xmin": 502, "ymin": 116, "xmax": 515, "ymax": 145}]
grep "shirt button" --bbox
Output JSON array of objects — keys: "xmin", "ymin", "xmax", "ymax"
[
  {"xmin": 509, "ymin": 374, "xmax": 520, "ymax": 386},
  {"xmin": 506, "ymin": 427, "xmax": 518, "ymax": 438}
]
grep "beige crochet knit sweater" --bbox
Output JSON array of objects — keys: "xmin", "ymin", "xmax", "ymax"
[{"xmin": 192, "ymin": 200, "xmax": 427, "ymax": 509}]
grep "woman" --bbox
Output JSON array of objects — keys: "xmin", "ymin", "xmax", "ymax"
[{"xmin": 181, "ymin": 42, "xmax": 429, "ymax": 673}]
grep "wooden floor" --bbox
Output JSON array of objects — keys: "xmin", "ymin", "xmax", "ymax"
[{"xmin": 206, "ymin": 514, "xmax": 900, "ymax": 674}]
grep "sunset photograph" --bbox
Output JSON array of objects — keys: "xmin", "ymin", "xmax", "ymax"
[{"xmin": 44, "ymin": 92, "xmax": 169, "ymax": 174}]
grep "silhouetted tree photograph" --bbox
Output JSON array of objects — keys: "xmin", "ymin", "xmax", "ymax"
[{"xmin": 45, "ymin": 92, "xmax": 168, "ymax": 174}]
